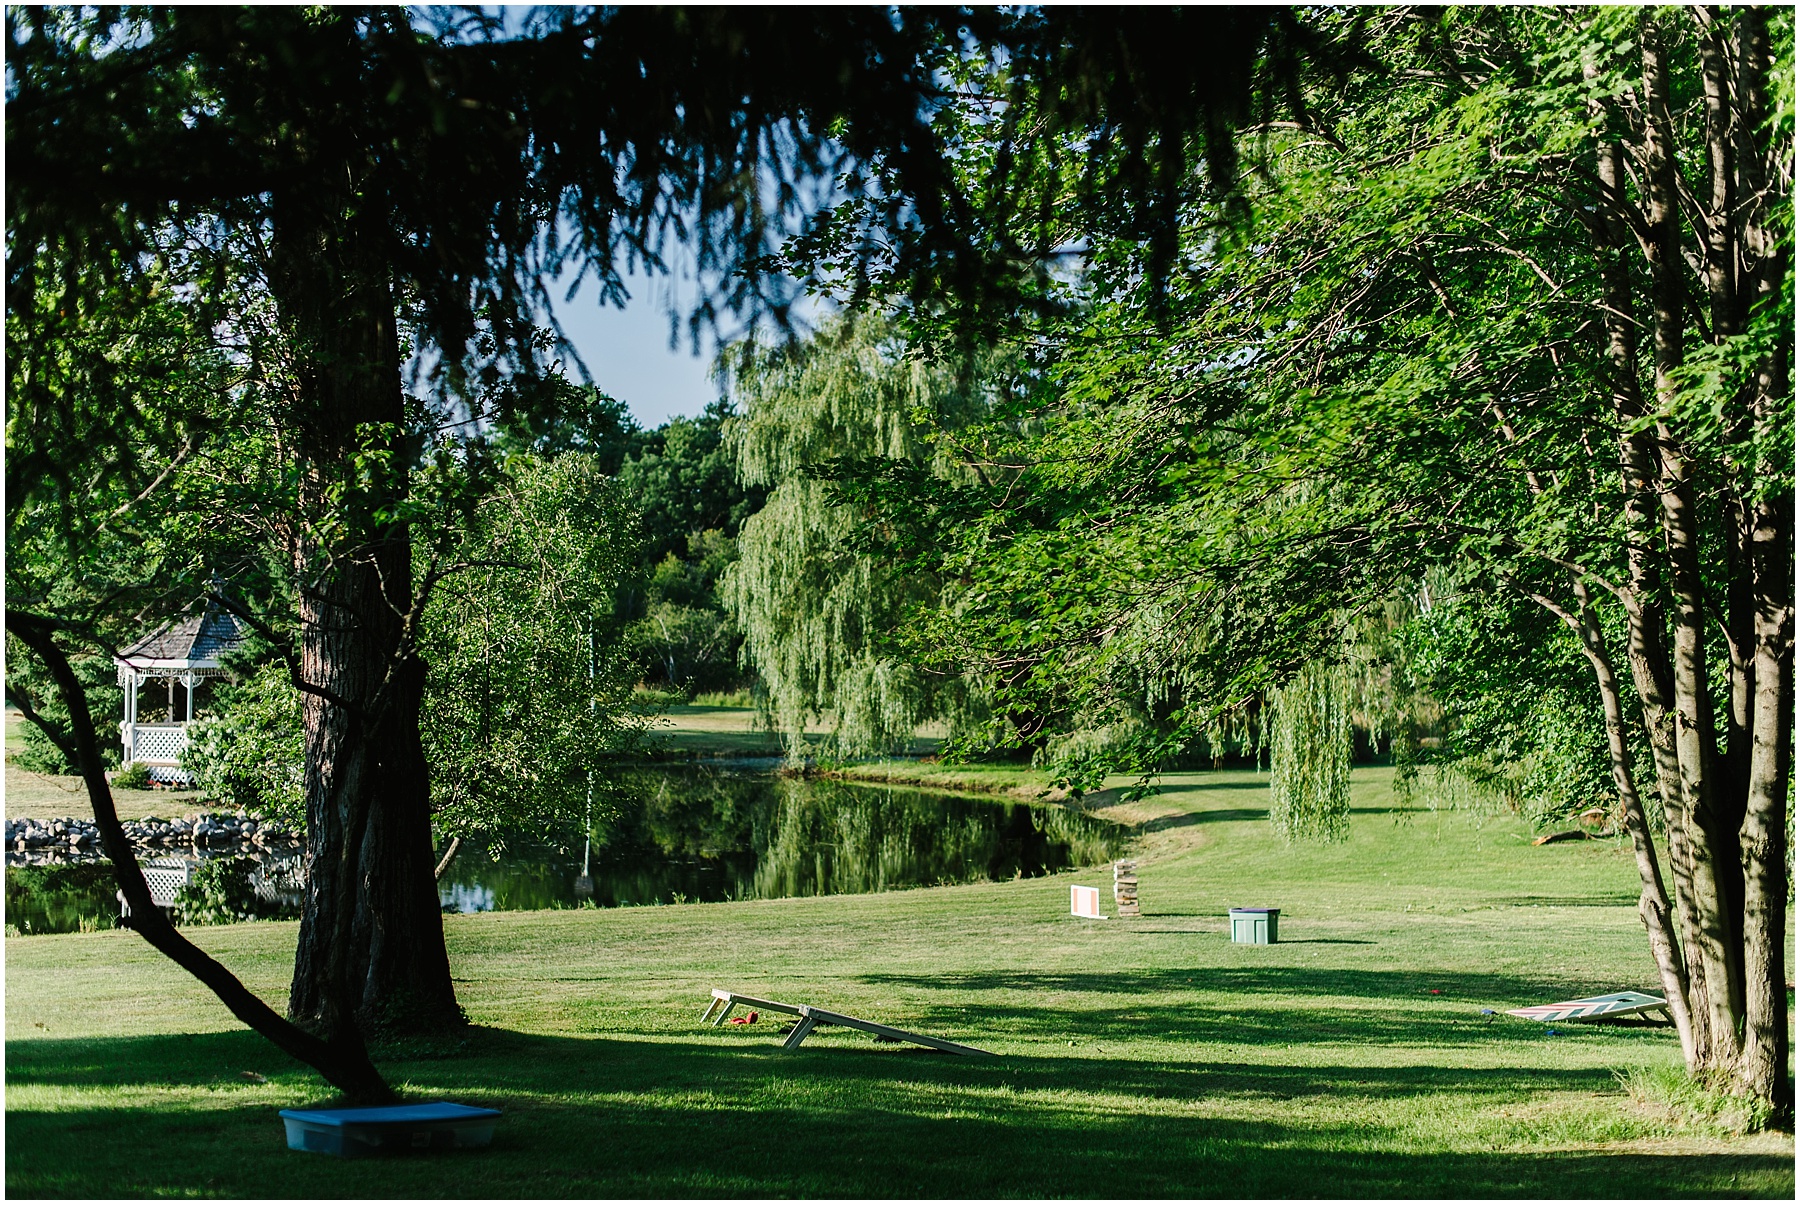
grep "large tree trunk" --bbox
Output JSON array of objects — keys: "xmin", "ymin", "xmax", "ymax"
[
  {"xmin": 1582, "ymin": 115, "xmax": 1698, "ymax": 1065},
  {"xmin": 1738, "ymin": 463, "xmax": 1792, "ymax": 1111},
  {"xmin": 271, "ymin": 186, "xmax": 461, "ymax": 1039}
]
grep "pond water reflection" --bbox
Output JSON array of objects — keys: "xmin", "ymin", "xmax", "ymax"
[{"xmin": 6, "ymin": 765, "xmax": 1129, "ymax": 933}]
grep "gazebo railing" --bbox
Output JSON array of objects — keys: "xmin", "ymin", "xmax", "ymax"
[
  {"xmin": 122, "ymin": 721, "xmax": 189, "ymax": 763},
  {"xmin": 120, "ymin": 722, "xmax": 193, "ymax": 783}
]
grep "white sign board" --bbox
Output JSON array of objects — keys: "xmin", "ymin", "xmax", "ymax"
[{"xmin": 1070, "ymin": 885, "xmax": 1105, "ymax": 919}]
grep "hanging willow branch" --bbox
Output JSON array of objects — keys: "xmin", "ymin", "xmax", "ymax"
[{"xmin": 1268, "ymin": 660, "xmax": 1352, "ymax": 844}]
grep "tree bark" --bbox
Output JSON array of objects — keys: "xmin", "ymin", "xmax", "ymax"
[
  {"xmin": 1729, "ymin": 3, "xmax": 1793, "ymax": 1114},
  {"xmin": 1638, "ymin": 13, "xmax": 1744, "ymax": 1071},
  {"xmin": 6, "ymin": 611, "xmax": 396, "ymax": 1103},
  {"xmin": 1698, "ymin": 13, "xmax": 1758, "ymax": 821},
  {"xmin": 271, "ymin": 184, "xmax": 461, "ymax": 1039},
  {"xmin": 1738, "ymin": 461, "xmax": 1792, "ymax": 1111},
  {"xmin": 1583, "ymin": 113, "xmax": 1699, "ymax": 1066}
]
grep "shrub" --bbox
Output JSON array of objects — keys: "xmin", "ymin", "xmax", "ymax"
[
  {"xmin": 112, "ymin": 761, "xmax": 151, "ymax": 790},
  {"xmin": 179, "ymin": 662, "xmax": 303, "ymax": 826}
]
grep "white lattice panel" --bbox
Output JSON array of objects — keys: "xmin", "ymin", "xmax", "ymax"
[
  {"xmin": 142, "ymin": 865, "xmax": 190, "ymax": 907},
  {"xmin": 132, "ymin": 726, "xmax": 189, "ymax": 762}
]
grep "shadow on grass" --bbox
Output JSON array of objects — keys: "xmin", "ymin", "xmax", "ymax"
[
  {"xmin": 6, "ymin": 1028, "xmax": 1788, "ymax": 1199},
  {"xmin": 1494, "ymin": 895, "xmax": 1643, "ymax": 908},
  {"xmin": 1153, "ymin": 780, "xmax": 1273, "ymax": 793},
  {"xmin": 846, "ymin": 967, "xmax": 1682, "ymax": 1050},
  {"xmin": 1142, "ymin": 807, "xmax": 1266, "ymax": 831}
]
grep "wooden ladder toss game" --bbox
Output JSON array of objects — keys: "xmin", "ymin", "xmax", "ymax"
[
  {"xmin": 1113, "ymin": 859, "xmax": 1139, "ymax": 917},
  {"xmin": 701, "ymin": 988, "xmax": 994, "ymax": 1057}
]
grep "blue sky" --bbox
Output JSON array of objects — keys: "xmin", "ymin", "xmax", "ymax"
[
  {"xmin": 549, "ymin": 265, "xmax": 834, "ymax": 431},
  {"xmin": 548, "ymin": 269, "xmax": 724, "ymax": 430}
]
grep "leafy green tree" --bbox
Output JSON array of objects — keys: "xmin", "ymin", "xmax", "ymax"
[
  {"xmin": 835, "ymin": 8, "xmax": 1790, "ymax": 1114},
  {"xmin": 420, "ymin": 452, "xmax": 645, "ymax": 849},
  {"xmin": 1267, "ymin": 662, "xmax": 1351, "ymax": 844},
  {"xmin": 620, "ymin": 401, "xmax": 765, "ymax": 565},
  {"xmin": 1387, "ymin": 581, "xmax": 1630, "ymax": 829},
  {"xmin": 5, "ymin": 650, "xmax": 121, "ymax": 776},
  {"xmin": 3, "ymin": 230, "xmax": 394, "ymax": 1097},
  {"xmin": 614, "ymin": 403, "xmax": 765, "ymax": 696},
  {"xmin": 493, "ymin": 378, "xmax": 646, "ymax": 475},
  {"xmin": 182, "ymin": 661, "xmax": 305, "ymax": 824},
  {"xmin": 185, "ymin": 452, "xmax": 647, "ymax": 853},
  {"xmin": 9, "ymin": 8, "xmax": 972, "ymax": 1081},
  {"xmin": 628, "ymin": 530, "xmax": 742, "ymax": 696}
]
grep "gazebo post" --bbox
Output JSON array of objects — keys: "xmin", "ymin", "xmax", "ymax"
[{"xmin": 122, "ymin": 668, "xmax": 138, "ymax": 764}]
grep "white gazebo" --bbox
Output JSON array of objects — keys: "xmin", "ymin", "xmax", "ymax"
[{"xmin": 114, "ymin": 600, "xmax": 247, "ymax": 784}]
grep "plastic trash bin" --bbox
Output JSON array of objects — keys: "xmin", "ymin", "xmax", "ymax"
[{"xmin": 1229, "ymin": 907, "xmax": 1280, "ymax": 944}]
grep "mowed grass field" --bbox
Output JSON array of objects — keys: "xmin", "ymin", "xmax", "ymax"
[{"xmin": 5, "ymin": 766, "xmax": 1794, "ymax": 1197}]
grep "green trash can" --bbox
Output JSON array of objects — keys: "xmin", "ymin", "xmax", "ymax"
[{"xmin": 1229, "ymin": 907, "xmax": 1280, "ymax": 944}]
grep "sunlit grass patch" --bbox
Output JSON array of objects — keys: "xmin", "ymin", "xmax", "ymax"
[{"xmin": 7, "ymin": 766, "xmax": 1792, "ymax": 1197}]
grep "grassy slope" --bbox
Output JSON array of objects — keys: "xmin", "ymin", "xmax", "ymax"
[{"xmin": 6, "ymin": 766, "xmax": 1792, "ymax": 1197}]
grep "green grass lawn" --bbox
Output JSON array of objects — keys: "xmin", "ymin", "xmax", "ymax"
[
  {"xmin": 4, "ymin": 709, "xmax": 190, "ymax": 821},
  {"xmin": 6, "ymin": 767, "xmax": 1793, "ymax": 1197}
]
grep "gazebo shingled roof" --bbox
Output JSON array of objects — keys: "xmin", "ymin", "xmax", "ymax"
[{"xmin": 117, "ymin": 603, "xmax": 246, "ymax": 667}]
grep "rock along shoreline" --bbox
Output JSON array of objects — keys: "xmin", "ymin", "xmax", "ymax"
[{"xmin": 6, "ymin": 812, "xmax": 301, "ymax": 862}]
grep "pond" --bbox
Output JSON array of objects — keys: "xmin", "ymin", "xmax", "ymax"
[{"xmin": 5, "ymin": 765, "xmax": 1129, "ymax": 934}]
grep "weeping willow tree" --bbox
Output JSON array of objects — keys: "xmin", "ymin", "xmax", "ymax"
[
  {"xmin": 1267, "ymin": 661, "xmax": 1352, "ymax": 844},
  {"xmin": 721, "ymin": 317, "xmax": 994, "ymax": 758}
]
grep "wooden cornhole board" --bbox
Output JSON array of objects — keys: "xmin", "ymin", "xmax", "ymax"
[
  {"xmin": 1505, "ymin": 991, "xmax": 1670, "ymax": 1024},
  {"xmin": 701, "ymin": 988, "xmax": 993, "ymax": 1057}
]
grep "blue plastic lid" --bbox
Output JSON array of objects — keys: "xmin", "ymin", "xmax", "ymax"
[{"xmin": 278, "ymin": 1101, "xmax": 501, "ymax": 1127}]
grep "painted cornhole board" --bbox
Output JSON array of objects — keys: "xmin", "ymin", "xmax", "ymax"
[
  {"xmin": 1070, "ymin": 885, "xmax": 1105, "ymax": 919},
  {"xmin": 701, "ymin": 988, "xmax": 994, "ymax": 1056},
  {"xmin": 1505, "ymin": 991, "xmax": 1669, "ymax": 1024}
]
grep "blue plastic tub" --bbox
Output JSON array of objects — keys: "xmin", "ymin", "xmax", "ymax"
[{"xmin": 279, "ymin": 1101, "xmax": 501, "ymax": 1157}]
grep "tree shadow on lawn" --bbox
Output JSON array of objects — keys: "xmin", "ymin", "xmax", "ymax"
[
  {"xmin": 7, "ymin": 1028, "xmax": 1789, "ymax": 1199},
  {"xmin": 1492, "ymin": 894, "xmax": 1643, "ymax": 908},
  {"xmin": 857, "ymin": 965, "xmax": 1649, "ymax": 1007},
  {"xmin": 1140, "ymin": 804, "xmax": 1419, "ymax": 830},
  {"xmin": 1143, "ymin": 806, "xmax": 1267, "ymax": 829},
  {"xmin": 848, "ymin": 967, "xmax": 1680, "ymax": 1050}
]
